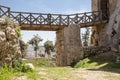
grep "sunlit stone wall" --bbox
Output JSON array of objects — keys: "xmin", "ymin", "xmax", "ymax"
[{"xmin": 56, "ymin": 24, "xmax": 83, "ymax": 66}]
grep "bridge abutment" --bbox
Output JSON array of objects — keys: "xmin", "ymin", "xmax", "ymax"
[{"xmin": 56, "ymin": 24, "xmax": 83, "ymax": 66}]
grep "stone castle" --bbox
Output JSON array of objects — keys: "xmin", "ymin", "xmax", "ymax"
[
  {"xmin": 0, "ymin": 0, "xmax": 120, "ymax": 66},
  {"xmin": 91, "ymin": 0, "xmax": 120, "ymax": 51}
]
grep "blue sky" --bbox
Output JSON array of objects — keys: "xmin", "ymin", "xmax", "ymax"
[{"xmin": 1, "ymin": 0, "xmax": 91, "ymax": 45}]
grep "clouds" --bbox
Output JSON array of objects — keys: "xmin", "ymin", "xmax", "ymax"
[
  {"xmin": 63, "ymin": 8, "xmax": 90, "ymax": 14},
  {"xmin": 1, "ymin": 0, "xmax": 91, "ymax": 44},
  {"xmin": 1, "ymin": 0, "xmax": 91, "ymax": 14}
]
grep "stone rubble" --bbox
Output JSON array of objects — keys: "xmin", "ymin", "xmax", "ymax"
[{"xmin": 0, "ymin": 18, "xmax": 21, "ymax": 67}]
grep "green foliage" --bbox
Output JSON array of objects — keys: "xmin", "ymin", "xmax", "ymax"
[
  {"xmin": 23, "ymin": 58, "xmax": 52, "ymax": 67},
  {"xmin": 74, "ymin": 55, "xmax": 120, "ymax": 69},
  {"xmin": 21, "ymin": 62, "xmax": 33, "ymax": 72},
  {"xmin": 0, "ymin": 17, "xmax": 13, "ymax": 29},
  {"xmin": 44, "ymin": 40, "xmax": 54, "ymax": 55},
  {"xmin": 12, "ymin": 58, "xmax": 33, "ymax": 72},
  {"xmin": 74, "ymin": 58, "xmax": 94, "ymax": 68},
  {"xmin": 4, "ymin": 17, "xmax": 14, "ymax": 25},
  {"xmin": 82, "ymin": 27, "xmax": 91, "ymax": 46},
  {"xmin": 0, "ymin": 62, "xmax": 33, "ymax": 80},
  {"xmin": 0, "ymin": 65, "xmax": 13, "ymax": 80},
  {"xmin": 19, "ymin": 39, "xmax": 27, "ymax": 58},
  {"xmin": 0, "ymin": 17, "xmax": 22, "ymax": 37},
  {"xmin": 28, "ymin": 34, "xmax": 43, "ymax": 46},
  {"xmin": 15, "ymin": 26, "xmax": 22, "ymax": 37},
  {"xmin": 28, "ymin": 34, "xmax": 43, "ymax": 57},
  {"xmin": 12, "ymin": 58, "xmax": 22, "ymax": 72},
  {"xmin": 25, "ymin": 70, "xmax": 40, "ymax": 80}
]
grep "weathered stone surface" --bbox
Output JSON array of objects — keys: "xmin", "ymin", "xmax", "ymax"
[
  {"xmin": 83, "ymin": 46, "xmax": 110, "ymax": 57},
  {"xmin": 0, "ymin": 18, "xmax": 5, "ymax": 24},
  {"xmin": 91, "ymin": 0, "xmax": 120, "ymax": 62},
  {"xmin": 116, "ymin": 56, "xmax": 120, "ymax": 63},
  {"xmin": 91, "ymin": 0, "xmax": 120, "ymax": 49},
  {"xmin": 26, "ymin": 63, "xmax": 35, "ymax": 70},
  {"xmin": 56, "ymin": 28, "xmax": 66, "ymax": 66},
  {"xmin": 56, "ymin": 24, "xmax": 83, "ymax": 66},
  {"xmin": 0, "ymin": 18, "xmax": 21, "ymax": 67}
]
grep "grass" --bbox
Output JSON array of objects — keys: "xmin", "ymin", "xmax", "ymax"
[
  {"xmin": 0, "ymin": 52, "xmax": 120, "ymax": 80},
  {"xmin": 72, "ymin": 52, "xmax": 120, "ymax": 80},
  {"xmin": 74, "ymin": 57, "xmax": 120, "ymax": 69},
  {"xmin": 74, "ymin": 51, "xmax": 120, "ymax": 69},
  {"xmin": 23, "ymin": 58, "xmax": 53, "ymax": 67},
  {"xmin": 37, "ymin": 67, "xmax": 73, "ymax": 80}
]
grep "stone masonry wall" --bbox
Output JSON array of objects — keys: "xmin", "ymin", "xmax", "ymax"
[
  {"xmin": 56, "ymin": 24, "xmax": 83, "ymax": 66},
  {"xmin": 103, "ymin": 0, "xmax": 120, "ymax": 50},
  {"xmin": 91, "ymin": 0, "xmax": 120, "ymax": 52},
  {"xmin": 0, "ymin": 18, "xmax": 21, "ymax": 67},
  {"xmin": 56, "ymin": 29, "xmax": 66, "ymax": 66}
]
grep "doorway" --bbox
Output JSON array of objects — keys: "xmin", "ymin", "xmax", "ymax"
[{"xmin": 100, "ymin": 0, "xmax": 109, "ymax": 20}]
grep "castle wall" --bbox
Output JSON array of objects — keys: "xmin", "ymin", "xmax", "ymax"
[
  {"xmin": 91, "ymin": 0, "xmax": 120, "ymax": 51},
  {"xmin": 92, "ymin": 0, "xmax": 99, "ymax": 11},
  {"xmin": 104, "ymin": 0, "xmax": 120, "ymax": 50},
  {"xmin": 92, "ymin": 0, "xmax": 117, "ymax": 15},
  {"xmin": 56, "ymin": 24, "xmax": 83, "ymax": 66}
]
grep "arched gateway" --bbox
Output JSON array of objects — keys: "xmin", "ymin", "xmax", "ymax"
[{"xmin": 0, "ymin": 5, "xmax": 108, "ymax": 66}]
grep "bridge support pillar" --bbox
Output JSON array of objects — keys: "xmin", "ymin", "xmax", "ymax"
[{"xmin": 56, "ymin": 24, "xmax": 83, "ymax": 66}]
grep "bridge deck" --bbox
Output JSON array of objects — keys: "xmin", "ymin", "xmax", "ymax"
[
  {"xmin": 20, "ymin": 20, "xmax": 107, "ymax": 31},
  {"xmin": 0, "ymin": 5, "xmax": 108, "ymax": 31}
]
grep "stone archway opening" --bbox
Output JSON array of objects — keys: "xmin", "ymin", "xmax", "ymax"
[
  {"xmin": 21, "ymin": 30, "xmax": 56, "ymax": 58},
  {"xmin": 0, "ymin": 0, "xmax": 109, "ymax": 66},
  {"xmin": 21, "ymin": 24, "xmax": 84, "ymax": 67},
  {"xmin": 81, "ymin": 27, "xmax": 92, "ymax": 47}
]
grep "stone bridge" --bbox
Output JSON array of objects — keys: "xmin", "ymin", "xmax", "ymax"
[{"xmin": 0, "ymin": 5, "xmax": 108, "ymax": 66}]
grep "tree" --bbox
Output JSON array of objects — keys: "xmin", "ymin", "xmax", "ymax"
[
  {"xmin": 28, "ymin": 34, "xmax": 43, "ymax": 57},
  {"xmin": 19, "ymin": 39, "xmax": 27, "ymax": 58},
  {"xmin": 44, "ymin": 40, "xmax": 54, "ymax": 56},
  {"xmin": 82, "ymin": 27, "xmax": 91, "ymax": 46}
]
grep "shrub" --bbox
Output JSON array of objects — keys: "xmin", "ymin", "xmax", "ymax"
[
  {"xmin": 74, "ymin": 58, "xmax": 90, "ymax": 68},
  {"xmin": 12, "ymin": 58, "xmax": 33, "ymax": 72},
  {"xmin": 15, "ymin": 26, "xmax": 22, "ymax": 37},
  {"xmin": 0, "ymin": 65, "xmax": 13, "ymax": 80}
]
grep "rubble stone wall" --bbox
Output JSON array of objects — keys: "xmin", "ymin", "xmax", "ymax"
[{"xmin": 0, "ymin": 18, "xmax": 21, "ymax": 67}]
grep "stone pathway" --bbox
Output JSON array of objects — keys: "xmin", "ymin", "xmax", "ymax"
[
  {"xmin": 13, "ymin": 68, "xmax": 120, "ymax": 80},
  {"xmin": 13, "ymin": 76, "xmax": 27, "ymax": 80},
  {"xmin": 61, "ymin": 68, "xmax": 120, "ymax": 80}
]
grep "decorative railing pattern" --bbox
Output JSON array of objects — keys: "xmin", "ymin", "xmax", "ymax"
[
  {"xmin": 0, "ymin": 5, "xmax": 10, "ymax": 18},
  {"xmin": 0, "ymin": 5, "xmax": 108, "ymax": 27}
]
